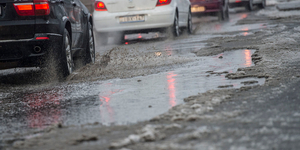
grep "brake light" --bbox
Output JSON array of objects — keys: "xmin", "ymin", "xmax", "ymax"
[
  {"xmin": 36, "ymin": 37, "xmax": 49, "ymax": 40},
  {"xmin": 35, "ymin": 2, "xmax": 50, "ymax": 16},
  {"xmin": 156, "ymin": 0, "xmax": 172, "ymax": 6},
  {"xmin": 14, "ymin": 0, "xmax": 50, "ymax": 16},
  {"xmin": 17, "ymin": 4, "xmax": 33, "ymax": 11},
  {"xmin": 95, "ymin": 1, "xmax": 107, "ymax": 11},
  {"xmin": 14, "ymin": 3, "xmax": 35, "ymax": 16}
]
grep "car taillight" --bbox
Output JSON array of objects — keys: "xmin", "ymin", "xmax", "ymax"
[
  {"xmin": 13, "ymin": 0, "xmax": 50, "ymax": 16},
  {"xmin": 95, "ymin": 1, "xmax": 107, "ymax": 11},
  {"xmin": 156, "ymin": 0, "xmax": 172, "ymax": 6},
  {"xmin": 14, "ymin": 3, "xmax": 35, "ymax": 16},
  {"xmin": 36, "ymin": 37, "xmax": 49, "ymax": 40},
  {"xmin": 34, "ymin": 0, "xmax": 50, "ymax": 16}
]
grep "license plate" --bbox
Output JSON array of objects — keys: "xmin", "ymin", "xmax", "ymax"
[
  {"xmin": 119, "ymin": 15, "xmax": 145, "ymax": 23},
  {"xmin": 191, "ymin": 6, "xmax": 205, "ymax": 13}
]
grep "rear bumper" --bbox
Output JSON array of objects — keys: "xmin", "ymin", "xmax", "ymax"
[
  {"xmin": 93, "ymin": 5, "xmax": 175, "ymax": 33},
  {"xmin": 190, "ymin": 1, "xmax": 221, "ymax": 14},
  {"xmin": 228, "ymin": 0, "xmax": 248, "ymax": 7},
  {"xmin": 0, "ymin": 33, "xmax": 62, "ymax": 69}
]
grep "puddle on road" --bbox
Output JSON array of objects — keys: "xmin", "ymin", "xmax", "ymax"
[
  {"xmin": 47, "ymin": 49, "xmax": 264, "ymax": 126},
  {"xmin": 83, "ymin": 49, "xmax": 265, "ymax": 125},
  {"xmin": 0, "ymin": 49, "xmax": 265, "ymax": 135},
  {"xmin": 193, "ymin": 13, "xmax": 268, "ymax": 35}
]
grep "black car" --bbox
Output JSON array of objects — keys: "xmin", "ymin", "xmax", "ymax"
[{"xmin": 0, "ymin": 0, "xmax": 95, "ymax": 78}]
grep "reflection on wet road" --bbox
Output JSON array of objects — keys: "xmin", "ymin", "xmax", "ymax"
[
  {"xmin": 23, "ymin": 91, "xmax": 63, "ymax": 128},
  {"xmin": 193, "ymin": 13, "xmax": 267, "ymax": 35},
  {"xmin": 58, "ymin": 49, "xmax": 265, "ymax": 125},
  {"xmin": 167, "ymin": 72, "xmax": 177, "ymax": 108}
]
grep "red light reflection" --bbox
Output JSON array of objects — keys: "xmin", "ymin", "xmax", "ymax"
[
  {"xmin": 214, "ymin": 24, "xmax": 221, "ymax": 31},
  {"xmin": 99, "ymin": 83, "xmax": 123, "ymax": 123},
  {"xmin": 241, "ymin": 27, "xmax": 248, "ymax": 31},
  {"xmin": 167, "ymin": 72, "xmax": 177, "ymax": 108},
  {"xmin": 241, "ymin": 27, "xmax": 249, "ymax": 36},
  {"xmin": 244, "ymin": 49, "xmax": 252, "ymax": 67},
  {"xmin": 138, "ymin": 33, "xmax": 142, "ymax": 39},
  {"xmin": 23, "ymin": 90, "xmax": 63, "ymax": 129},
  {"xmin": 241, "ymin": 14, "xmax": 248, "ymax": 19},
  {"xmin": 165, "ymin": 45, "xmax": 173, "ymax": 56}
]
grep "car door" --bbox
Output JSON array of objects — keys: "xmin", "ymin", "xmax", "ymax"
[
  {"xmin": 63, "ymin": 0, "xmax": 78, "ymax": 48},
  {"xmin": 72, "ymin": 0, "xmax": 85, "ymax": 48}
]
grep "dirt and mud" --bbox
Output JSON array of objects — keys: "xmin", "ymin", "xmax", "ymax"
[{"xmin": 2, "ymin": 3, "xmax": 300, "ymax": 150}]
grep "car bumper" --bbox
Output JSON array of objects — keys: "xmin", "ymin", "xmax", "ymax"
[
  {"xmin": 229, "ymin": 0, "xmax": 248, "ymax": 7},
  {"xmin": 0, "ymin": 33, "xmax": 62, "ymax": 68},
  {"xmin": 93, "ymin": 5, "xmax": 175, "ymax": 33},
  {"xmin": 190, "ymin": 1, "xmax": 221, "ymax": 14}
]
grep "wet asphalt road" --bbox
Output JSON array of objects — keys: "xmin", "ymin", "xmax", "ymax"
[{"xmin": 0, "ymin": 9, "xmax": 268, "ymax": 141}]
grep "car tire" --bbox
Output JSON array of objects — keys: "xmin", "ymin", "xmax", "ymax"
[
  {"xmin": 59, "ymin": 28, "xmax": 74, "ymax": 78},
  {"xmin": 258, "ymin": 0, "xmax": 266, "ymax": 9},
  {"xmin": 172, "ymin": 13, "xmax": 180, "ymax": 37},
  {"xmin": 218, "ymin": 0, "xmax": 229, "ymax": 21},
  {"xmin": 187, "ymin": 9, "xmax": 193, "ymax": 34},
  {"xmin": 85, "ymin": 22, "xmax": 95, "ymax": 64},
  {"xmin": 166, "ymin": 12, "xmax": 180, "ymax": 38},
  {"xmin": 224, "ymin": 2, "xmax": 229, "ymax": 20},
  {"xmin": 96, "ymin": 32, "xmax": 108, "ymax": 45},
  {"xmin": 245, "ymin": 0, "xmax": 254, "ymax": 11}
]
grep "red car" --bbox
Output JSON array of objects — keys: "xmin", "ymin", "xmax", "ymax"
[{"xmin": 189, "ymin": 0, "xmax": 229, "ymax": 21}]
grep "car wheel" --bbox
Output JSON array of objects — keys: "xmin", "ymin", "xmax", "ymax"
[
  {"xmin": 85, "ymin": 22, "xmax": 95, "ymax": 64},
  {"xmin": 258, "ymin": 0, "xmax": 266, "ymax": 8},
  {"xmin": 59, "ymin": 28, "xmax": 74, "ymax": 78},
  {"xmin": 172, "ymin": 13, "xmax": 180, "ymax": 36},
  {"xmin": 218, "ymin": 9, "xmax": 224, "ymax": 21},
  {"xmin": 224, "ymin": 1, "xmax": 229, "ymax": 20},
  {"xmin": 218, "ymin": 0, "xmax": 229, "ymax": 21},
  {"xmin": 187, "ymin": 9, "xmax": 193, "ymax": 34},
  {"xmin": 166, "ymin": 12, "xmax": 180, "ymax": 38},
  {"xmin": 96, "ymin": 32, "xmax": 108, "ymax": 45},
  {"xmin": 245, "ymin": 0, "xmax": 253, "ymax": 11}
]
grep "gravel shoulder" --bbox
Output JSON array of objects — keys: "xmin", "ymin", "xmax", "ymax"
[{"xmin": 4, "ymin": 6, "xmax": 300, "ymax": 150}]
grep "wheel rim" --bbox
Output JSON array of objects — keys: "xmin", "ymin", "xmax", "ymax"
[
  {"xmin": 188, "ymin": 11, "xmax": 193, "ymax": 33},
  {"xmin": 174, "ymin": 15, "xmax": 179, "ymax": 36},
  {"xmin": 89, "ymin": 27, "xmax": 95, "ymax": 63},
  {"xmin": 65, "ymin": 35, "xmax": 73, "ymax": 74}
]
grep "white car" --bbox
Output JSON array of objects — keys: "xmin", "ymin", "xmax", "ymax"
[
  {"xmin": 229, "ymin": 0, "xmax": 266, "ymax": 11},
  {"xmin": 93, "ymin": 0, "xmax": 192, "ymax": 45}
]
